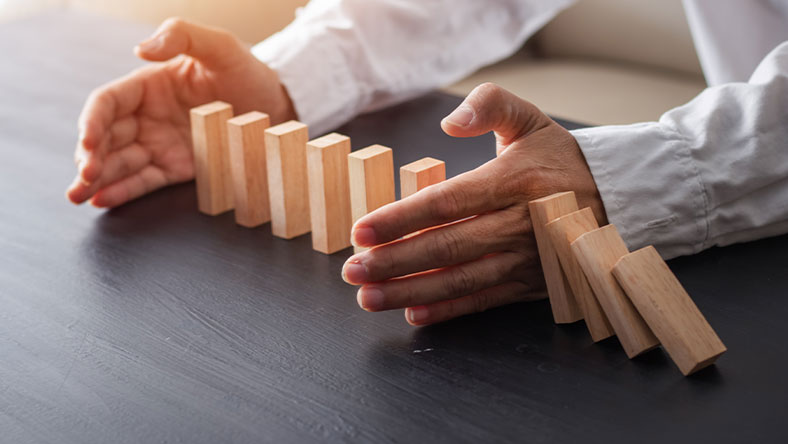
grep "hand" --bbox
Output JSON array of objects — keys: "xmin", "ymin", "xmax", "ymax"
[
  {"xmin": 67, "ymin": 18, "xmax": 296, "ymax": 207},
  {"xmin": 341, "ymin": 83, "xmax": 607, "ymax": 326}
]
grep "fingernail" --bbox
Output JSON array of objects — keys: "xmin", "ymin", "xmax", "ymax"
[
  {"xmin": 137, "ymin": 34, "xmax": 165, "ymax": 53},
  {"xmin": 352, "ymin": 226, "xmax": 376, "ymax": 247},
  {"xmin": 408, "ymin": 306, "xmax": 429, "ymax": 324},
  {"xmin": 357, "ymin": 287, "xmax": 384, "ymax": 310},
  {"xmin": 342, "ymin": 259, "xmax": 369, "ymax": 284},
  {"xmin": 444, "ymin": 105, "xmax": 474, "ymax": 128}
]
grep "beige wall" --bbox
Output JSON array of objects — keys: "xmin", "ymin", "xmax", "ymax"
[{"xmin": 7, "ymin": 0, "xmax": 307, "ymax": 43}]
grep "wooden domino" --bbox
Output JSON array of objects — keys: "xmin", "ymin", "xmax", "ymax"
[
  {"xmin": 264, "ymin": 120, "xmax": 311, "ymax": 239},
  {"xmin": 306, "ymin": 133, "xmax": 353, "ymax": 254},
  {"xmin": 546, "ymin": 208, "xmax": 615, "ymax": 342},
  {"xmin": 348, "ymin": 145, "xmax": 395, "ymax": 252},
  {"xmin": 528, "ymin": 192, "xmax": 584, "ymax": 324},
  {"xmin": 571, "ymin": 225, "xmax": 659, "ymax": 358},
  {"xmin": 190, "ymin": 101, "xmax": 234, "ymax": 215},
  {"xmin": 227, "ymin": 111, "xmax": 271, "ymax": 228},
  {"xmin": 400, "ymin": 157, "xmax": 445, "ymax": 198},
  {"xmin": 613, "ymin": 246, "xmax": 727, "ymax": 375}
]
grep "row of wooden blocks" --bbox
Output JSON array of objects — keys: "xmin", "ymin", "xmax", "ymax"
[
  {"xmin": 189, "ymin": 101, "xmax": 446, "ymax": 254},
  {"xmin": 529, "ymin": 192, "xmax": 726, "ymax": 376}
]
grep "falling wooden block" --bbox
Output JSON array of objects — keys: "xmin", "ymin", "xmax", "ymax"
[
  {"xmin": 528, "ymin": 192, "xmax": 583, "ymax": 324},
  {"xmin": 571, "ymin": 225, "xmax": 659, "ymax": 358},
  {"xmin": 400, "ymin": 157, "xmax": 445, "ymax": 198},
  {"xmin": 264, "ymin": 120, "xmax": 311, "ymax": 239},
  {"xmin": 306, "ymin": 133, "xmax": 353, "ymax": 254},
  {"xmin": 227, "ymin": 111, "xmax": 271, "ymax": 228},
  {"xmin": 546, "ymin": 208, "xmax": 615, "ymax": 342},
  {"xmin": 190, "ymin": 101, "xmax": 234, "ymax": 215},
  {"xmin": 348, "ymin": 144, "xmax": 395, "ymax": 253},
  {"xmin": 613, "ymin": 246, "xmax": 727, "ymax": 375}
]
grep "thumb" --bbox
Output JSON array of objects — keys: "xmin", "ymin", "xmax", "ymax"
[
  {"xmin": 440, "ymin": 83, "xmax": 551, "ymax": 145},
  {"xmin": 134, "ymin": 17, "xmax": 246, "ymax": 70}
]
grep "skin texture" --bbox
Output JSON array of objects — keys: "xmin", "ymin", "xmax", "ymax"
[
  {"xmin": 342, "ymin": 83, "xmax": 607, "ymax": 326},
  {"xmin": 66, "ymin": 18, "xmax": 295, "ymax": 208}
]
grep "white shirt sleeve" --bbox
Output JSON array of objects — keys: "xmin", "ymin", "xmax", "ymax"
[
  {"xmin": 572, "ymin": 41, "xmax": 788, "ymax": 259},
  {"xmin": 252, "ymin": 0, "xmax": 574, "ymax": 135}
]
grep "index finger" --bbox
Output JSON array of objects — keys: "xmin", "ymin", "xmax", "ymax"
[
  {"xmin": 77, "ymin": 69, "xmax": 146, "ymax": 152},
  {"xmin": 351, "ymin": 160, "xmax": 513, "ymax": 247}
]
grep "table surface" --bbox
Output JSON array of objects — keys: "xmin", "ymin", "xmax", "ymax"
[{"xmin": 2, "ymin": 11, "xmax": 788, "ymax": 444}]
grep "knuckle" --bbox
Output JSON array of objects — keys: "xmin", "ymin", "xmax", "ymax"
[
  {"xmin": 429, "ymin": 184, "xmax": 463, "ymax": 221},
  {"xmin": 471, "ymin": 290, "xmax": 493, "ymax": 314},
  {"xmin": 425, "ymin": 228, "xmax": 463, "ymax": 265},
  {"xmin": 445, "ymin": 265, "xmax": 477, "ymax": 296},
  {"xmin": 161, "ymin": 16, "xmax": 186, "ymax": 31},
  {"xmin": 473, "ymin": 82, "xmax": 503, "ymax": 100}
]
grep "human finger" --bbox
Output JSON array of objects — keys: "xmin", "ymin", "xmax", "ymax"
[
  {"xmin": 404, "ymin": 281, "xmax": 544, "ymax": 326},
  {"xmin": 356, "ymin": 252, "xmax": 527, "ymax": 312},
  {"xmin": 89, "ymin": 165, "xmax": 168, "ymax": 208},
  {"xmin": 343, "ymin": 208, "xmax": 527, "ymax": 284}
]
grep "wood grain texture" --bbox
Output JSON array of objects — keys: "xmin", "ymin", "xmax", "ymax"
[
  {"xmin": 306, "ymin": 133, "xmax": 353, "ymax": 254},
  {"xmin": 6, "ymin": 14, "xmax": 788, "ymax": 442},
  {"xmin": 264, "ymin": 120, "xmax": 311, "ymax": 239},
  {"xmin": 528, "ymin": 192, "xmax": 584, "ymax": 324},
  {"xmin": 348, "ymin": 144, "xmax": 395, "ymax": 252},
  {"xmin": 571, "ymin": 225, "xmax": 659, "ymax": 358},
  {"xmin": 546, "ymin": 208, "xmax": 615, "ymax": 342},
  {"xmin": 190, "ymin": 101, "xmax": 234, "ymax": 215},
  {"xmin": 399, "ymin": 157, "xmax": 445, "ymax": 198},
  {"xmin": 613, "ymin": 246, "xmax": 727, "ymax": 375},
  {"xmin": 227, "ymin": 111, "xmax": 271, "ymax": 228}
]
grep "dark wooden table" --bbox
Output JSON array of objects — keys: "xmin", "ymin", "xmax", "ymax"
[{"xmin": 2, "ymin": 11, "xmax": 787, "ymax": 444}]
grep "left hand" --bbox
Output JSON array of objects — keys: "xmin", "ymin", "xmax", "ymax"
[{"xmin": 341, "ymin": 83, "xmax": 607, "ymax": 326}]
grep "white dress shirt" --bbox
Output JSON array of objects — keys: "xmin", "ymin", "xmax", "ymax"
[{"xmin": 252, "ymin": 0, "xmax": 788, "ymax": 259}]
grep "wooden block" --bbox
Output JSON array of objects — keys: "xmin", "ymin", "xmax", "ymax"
[
  {"xmin": 306, "ymin": 133, "xmax": 353, "ymax": 254},
  {"xmin": 613, "ymin": 246, "xmax": 727, "ymax": 375},
  {"xmin": 528, "ymin": 192, "xmax": 583, "ymax": 324},
  {"xmin": 227, "ymin": 111, "xmax": 271, "ymax": 228},
  {"xmin": 400, "ymin": 157, "xmax": 445, "ymax": 198},
  {"xmin": 348, "ymin": 144, "xmax": 395, "ymax": 253},
  {"xmin": 264, "ymin": 120, "xmax": 311, "ymax": 239},
  {"xmin": 190, "ymin": 101, "xmax": 234, "ymax": 215},
  {"xmin": 546, "ymin": 208, "xmax": 615, "ymax": 342},
  {"xmin": 571, "ymin": 225, "xmax": 659, "ymax": 358}
]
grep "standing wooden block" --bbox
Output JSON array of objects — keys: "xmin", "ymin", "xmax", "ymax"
[
  {"xmin": 190, "ymin": 101, "xmax": 234, "ymax": 215},
  {"xmin": 546, "ymin": 208, "xmax": 615, "ymax": 342},
  {"xmin": 306, "ymin": 133, "xmax": 353, "ymax": 254},
  {"xmin": 571, "ymin": 225, "xmax": 659, "ymax": 358},
  {"xmin": 348, "ymin": 145, "xmax": 395, "ymax": 252},
  {"xmin": 528, "ymin": 192, "xmax": 583, "ymax": 324},
  {"xmin": 400, "ymin": 157, "xmax": 445, "ymax": 198},
  {"xmin": 227, "ymin": 111, "xmax": 271, "ymax": 228},
  {"xmin": 264, "ymin": 120, "xmax": 311, "ymax": 239},
  {"xmin": 613, "ymin": 246, "xmax": 727, "ymax": 375}
]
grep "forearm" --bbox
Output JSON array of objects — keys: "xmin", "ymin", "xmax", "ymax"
[
  {"xmin": 252, "ymin": 0, "xmax": 574, "ymax": 135},
  {"xmin": 573, "ymin": 41, "xmax": 788, "ymax": 258}
]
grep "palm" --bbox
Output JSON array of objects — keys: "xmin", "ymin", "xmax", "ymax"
[{"xmin": 69, "ymin": 41, "xmax": 288, "ymax": 208}]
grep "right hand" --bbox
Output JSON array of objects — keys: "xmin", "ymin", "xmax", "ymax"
[{"xmin": 67, "ymin": 18, "xmax": 296, "ymax": 208}]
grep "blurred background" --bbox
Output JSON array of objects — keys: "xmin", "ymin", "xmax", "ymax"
[{"xmin": 0, "ymin": 0, "xmax": 707, "ymax": 126}]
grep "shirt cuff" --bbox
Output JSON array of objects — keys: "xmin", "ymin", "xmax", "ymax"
[
  {"xmin": 252, "ymin": 24, "xmax": 360, "ymax": 137},
  {"xmin": 571, "ymin": 123, "xmax": 709, "ymax": 259}
]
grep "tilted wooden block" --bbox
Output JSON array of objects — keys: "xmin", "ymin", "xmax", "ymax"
[
  {"xmin": 400, "ymin": 157, "xmax": 445, "ymax": 198},
  {"xmin": 227, "ymin": 111, "xmax": 271, "ymax": 228},
  {"xmin": 306, "ymin": 133, "xmax": 353, "ymax": 254},
  {"xmin": 571, "ymin": 225, "xmax": 659, "ymax": 358},
  {"xmin": 613, "ymin": 246, "xmax": 727, "ymax": 375},
  {"xmin": 546, "ymin": 208, "xmax": 615, "ymax": 342},
  {"xmin": 348, "ymin": 144, "xmax": 395, "ymax": 253},
  {"xmin": 264, "ymin": 120, "xmax": 311, "ymax": 239},
  {"xmin": 190, "ymin": 101, "xmax": 234, "ymax": 215},
  {"xmin": 528, "ymin": 192, "xmax": 583, "ymax": 324}
]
